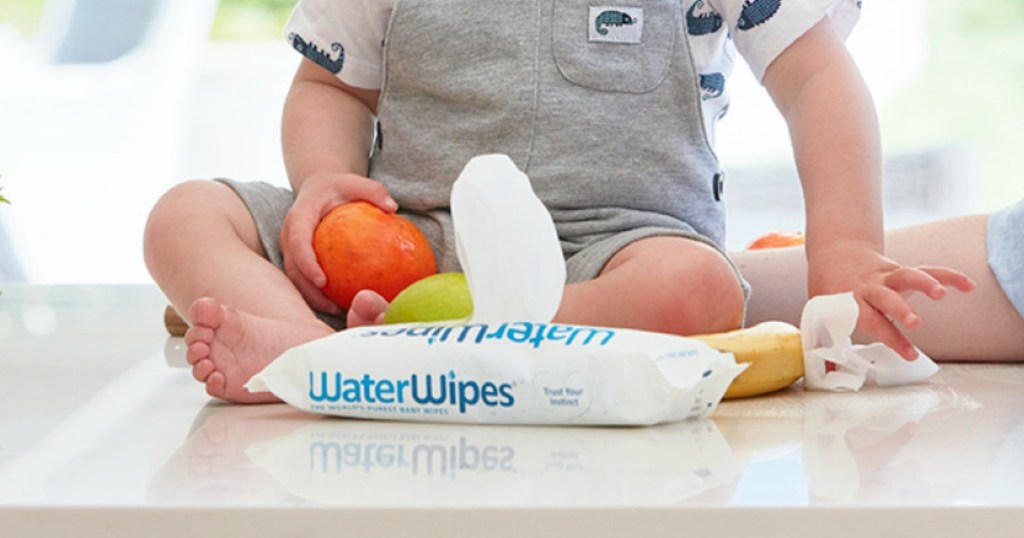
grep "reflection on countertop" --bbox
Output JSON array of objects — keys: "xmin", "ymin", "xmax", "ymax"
[
  {"xmin": 148, "ymin": 402, "xmax": 739, "ymax": 507},
  {"xmin": 145, "ymin": 353, "xmax": 1024, "ymax": 508},
  {"xmin": 714, "ymin": 365, "xmax": 1024, "ymax": 505},
  {"xmin": 1, "ymin": 285, "xmax": 1022, "ymax": 517}
]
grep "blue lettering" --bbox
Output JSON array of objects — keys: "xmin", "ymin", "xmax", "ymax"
[
  {"xmin": 480, "ymin": 381, "xmax": 499, "ymax": 405},
  {"xmin": 376, "ymin": 378, "xmax": 395, "ymax": 403},
  {"xmin": 498, "ymin": 383, "xmax": 515, "ymax": 407},
  {"xmin": 529, "ymin": 323, "xmax": 548, "ymax": 348},
  {"xmin": 485, "ymin": 323, "xmax": 508, "ymax": 339},
  {"xmin": 396, "ymin": 379, "xmax": 410, "ymax": 402},
  {"xmin": 411, "ymin": 374, "xmax": 447, "ymax": 405},
  {"xmin": 546, "ymin": 325, "xmax": 573, "ymax": 342},
  {"xmin": 566, "ymin": 327, "xmax": 615, "ymax": 346},
  {"xmin": 358, "ymin": 320, "xmax": 618, "ymax": 350},
  {"xmin": 457, "ymin": 324, "xmax": 488, "ymax": 343},
  {"xmin": 406, "ymin": 326, "xmax": 434, "ymax": 338},
  {"xmin": 361, "ymin": 373, "xmax": 377, "ymax": 403},
  {"xmin": 506, "ymin": 322, "xmax": 532, "ymax": 343},
  {"xmin": 342, "ymin": 377, "xmax": 361, "ymax": 402},
  {"xmin": 427, "ymin": 326, "xmax": 453, "ymax": 345},
  {"xmin": 448, "ymin": 372, "xmax": 458, "ymax": 405},
  {"xmin": 309, "ymin": 370, "xmax": 515, "ymax": 413},
  {"xmin": 309, "ymin": 371, "xmax": 341, "ymax": 402},
  {"xmin": 457, "ymin": 381, "xmax": 480, "ymax": 413}
]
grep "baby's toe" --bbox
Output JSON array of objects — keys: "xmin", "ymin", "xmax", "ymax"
[
  {"xmin": 184, "ymin": 325, "xmax": 215, "ymax": 346},
  {"xmin": 347, "ymin": 290, "xmax": 389, "ymax": 327},
  {"xmin": 186, "ymin": 341, "xmax": 211, "ymax": 365},
  {"xmin": 205, "ymin": 371, "xmax": 228, "ymax": 399},
  {"xmin": 192, "ymin": 359, "xmax": 215, "ymax": 382},
  {"xmin": 188, "ymin": 297, "xmax": 225, "ymax": 330}
]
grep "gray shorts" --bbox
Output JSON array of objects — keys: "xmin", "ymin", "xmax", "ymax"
[
  {"xmin": 988, "ymin": 197, "xmax": 1024, "ymax": 319},
  {"xmin": 217, "ymin": 179, "xmax": 750, "ymax": 325}
]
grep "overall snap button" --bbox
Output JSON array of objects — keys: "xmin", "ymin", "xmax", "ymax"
[{"xmin": 713, "ymin": 171, "xmax": 726, "ymax": 201}]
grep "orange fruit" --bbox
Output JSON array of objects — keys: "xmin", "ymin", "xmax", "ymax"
[
  {"xmin": 746, "ymin": 231, "xmax": 805, "ymax": 250},
  {"xmin": 313, "ymin": 201, "xmax": 437, "ymax": 309}
]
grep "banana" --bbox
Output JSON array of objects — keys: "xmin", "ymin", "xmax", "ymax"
[{"xmin": 692, "ymin": 321, "xmax": 804, "ymax": 399}]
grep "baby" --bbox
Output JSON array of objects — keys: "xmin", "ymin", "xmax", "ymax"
[{"xmin": 145, "ymin": 1, "xmax": 994, "ymax": 403}]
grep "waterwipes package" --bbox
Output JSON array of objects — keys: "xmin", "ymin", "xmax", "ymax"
[
  {"xmin": 246, "ymin": 154, "xmax": 746, "ymax": 425},
  {"xmin": 246, "ymin": 321, "xmax": 744, "ymax": 425},
  {"xmin": 246, "ymin": 154, "xmax": 938, "ymax": 424}
]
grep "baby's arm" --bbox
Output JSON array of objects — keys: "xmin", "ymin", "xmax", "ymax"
[
  {"xmin": 761, "ymin": 18, "xmax": 974, "ymax": 359},
  {"xmin": 280, "ymin": 58, "xmax": 389, "ymax": 313}
]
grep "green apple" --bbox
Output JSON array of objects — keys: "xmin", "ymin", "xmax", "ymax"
[{"xmin": 383, "ymin": 272, "xmax": 473, "ymax": 324}]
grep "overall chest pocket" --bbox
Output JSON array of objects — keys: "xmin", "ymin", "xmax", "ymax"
[{"xmin": 552, "ymin": 0, "xmax": 678, "ymax": 93}]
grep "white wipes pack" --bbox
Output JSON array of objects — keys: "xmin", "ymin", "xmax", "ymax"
[
  {"xmin": 246, "ymin": 154, "xmax": 746, "ymax": 425},
  {"xmin": 246, "ymin": 322, "xmax": 744, "ymax": 425}
]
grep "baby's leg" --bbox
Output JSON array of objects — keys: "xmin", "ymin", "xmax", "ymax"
[
  {"xmin": 556, "ymin": 236, "xmax": 746, "ymax": 336},
  {"xmin": 144, "ymin": 180, "xmax": 334, "ymax": 402},
  {"xmin": 733, "ymin": 213, "xmax": 1024, "ymax": 361}
]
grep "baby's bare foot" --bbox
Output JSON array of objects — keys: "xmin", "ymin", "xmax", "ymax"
[
  {"xmin": 347, "ymin": 289, "xmax": 389, "ymax": 327},
  {"xmin": 185, "ymin": 298, "xmax": 334, "ymax": 404}
]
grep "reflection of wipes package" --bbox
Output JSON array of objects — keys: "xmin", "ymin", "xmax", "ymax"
[
  {"xmin": 246, "ymin": 154, "xmax": 745, "ymax": 425},
  {"xmin": 245, "ymin": 418, "xmax": 738, "ymax": 506}
]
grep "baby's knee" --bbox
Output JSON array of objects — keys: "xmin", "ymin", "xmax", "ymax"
[
  {"xmin": 144, "ymin": 180, "xmax": 235, "ymax": 259},
  {"xmin": 149, "ymin": 180, "xmax": 212, "ymax": 222},
  {"xmin": 646, "ymin": 249, "xmax": 746, "ymax": 336}
]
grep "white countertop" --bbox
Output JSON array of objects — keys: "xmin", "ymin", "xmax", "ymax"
[{"xmin": 1, "ymin": 285, "xmax": 1022, "ymax": 537}]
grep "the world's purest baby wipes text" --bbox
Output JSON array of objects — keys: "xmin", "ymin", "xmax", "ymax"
[{"xmin": 250, "ymin": 316, "xmax": 745, "ymax": 425}]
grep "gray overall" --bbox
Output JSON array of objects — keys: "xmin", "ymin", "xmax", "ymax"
[
  {"xmin": 374, "ymin": 0, "xmax": 728, "ymax": 280},
  {"xmin": 221, "ymin": 0, "xmax": 747, "ymax": 326}
]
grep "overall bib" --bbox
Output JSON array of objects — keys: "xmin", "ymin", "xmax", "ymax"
[{"xmin": 371, "ymin": 0, "xmax": 728, "ymax": 282}]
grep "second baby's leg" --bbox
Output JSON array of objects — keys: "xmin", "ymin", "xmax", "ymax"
[{"xmin": 734, "ymin": 214, "xmax": 1024, "ymax": 361}]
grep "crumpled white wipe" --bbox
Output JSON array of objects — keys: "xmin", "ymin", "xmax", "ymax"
[{"xmin": 800, "ymin": 292, "xmax": 938, "ymax": 392}]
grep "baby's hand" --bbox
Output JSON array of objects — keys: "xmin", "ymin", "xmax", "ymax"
[
  {"xmin": 280, "ymin": 173, "xmax": 397, "ymax": 314},
  {"xmin": 808, "ymin": 244, "xmax": 976, "ymax": 359}
]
